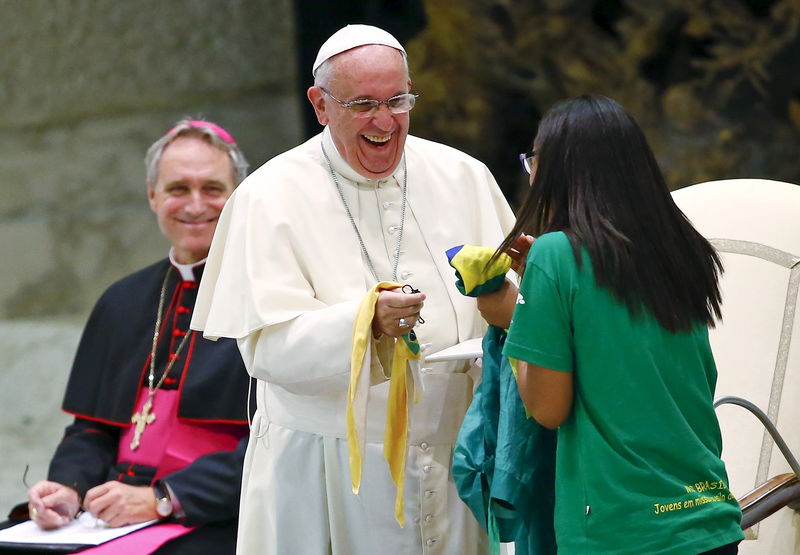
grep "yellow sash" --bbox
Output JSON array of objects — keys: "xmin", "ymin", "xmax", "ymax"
[{"xmin": 347, "ymin": 282, "xmax": 421, "ymax": 526}]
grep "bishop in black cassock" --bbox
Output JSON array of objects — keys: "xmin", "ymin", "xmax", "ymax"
[
  {"xmin": 17, "ymin": 119, "xmax": 253, "ymax": 555},
  {"xmin": 49, "ymin": 256, "xmax": 251, "ymax": 553}
]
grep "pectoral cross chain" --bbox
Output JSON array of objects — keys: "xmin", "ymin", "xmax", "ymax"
[
  {"xmin": 130, "ymin": 268, "xmax": 193, "ymax": 451},
  {"xmin": 130, "ymin": 396, "xmax": 156, "ymax": 450}
]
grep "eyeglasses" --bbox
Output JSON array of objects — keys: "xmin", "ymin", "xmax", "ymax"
[
  {"xmin": 519, "ymin": 150, "xmax": 537, "ymax": 174},
  {"xmin": 321, "ymin": 88, "xmax": 419, "ymax": 116}
]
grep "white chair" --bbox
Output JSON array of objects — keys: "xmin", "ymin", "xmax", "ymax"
[{"xmin": 672, "ymin": 178, "xmax": 800, "ymax": 555}]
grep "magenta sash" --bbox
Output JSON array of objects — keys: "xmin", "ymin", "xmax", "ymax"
[
  {"xmin": 118, "ymin": 387, "xmax": 245, "ymax": 478},
  {"xmin": 76, "ymin": 523, "xmax": 191, "ymax": 554},
  {"xmin": 78, "ymin": 388, "xmax": 245, "ymax": 553}
]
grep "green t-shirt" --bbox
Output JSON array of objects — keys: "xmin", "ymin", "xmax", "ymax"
[{"xmin": 504, "ymin": 232, "xmax": 744, "ymax": 554}]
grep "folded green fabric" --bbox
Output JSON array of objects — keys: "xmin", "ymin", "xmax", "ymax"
[
  {"xmin": 448, "ymin": 245, "xmax": 557, "ymax": 555},
  {"xmin": 445, "ymin": 245, "xmax": 511, "ymax": 297}
]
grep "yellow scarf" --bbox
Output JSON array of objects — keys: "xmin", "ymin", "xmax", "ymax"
[{"xmin": 347, "ymin": 282, "xmax": 422, "ymax": 526}]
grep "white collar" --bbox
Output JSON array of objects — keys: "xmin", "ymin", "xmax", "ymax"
[
  {"xmin": 168, "ymin": 248, "xmax": 206, "ymax": 282},
  {"xmin": 322, "ymin": 126, "xmax": 405, "ymax": 186}
]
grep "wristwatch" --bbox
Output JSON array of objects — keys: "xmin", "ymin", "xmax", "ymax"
[{"xmin": 152, "ymin": 481, "xmax": 174, "ymax": 518}]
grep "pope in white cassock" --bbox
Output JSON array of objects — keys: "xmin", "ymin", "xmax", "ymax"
[{"xmin": 191, "ymin": 24, "xmax": 515, "ymax": 554}]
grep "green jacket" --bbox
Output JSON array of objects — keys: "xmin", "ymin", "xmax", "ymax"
[{"xmin": 452, "ymin": 325, "xmax": 557, "ymax": 555}]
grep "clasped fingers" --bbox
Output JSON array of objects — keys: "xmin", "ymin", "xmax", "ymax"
[{"xmin": 373, "ymin": 289, "xmax": 426, "ymax": 338}]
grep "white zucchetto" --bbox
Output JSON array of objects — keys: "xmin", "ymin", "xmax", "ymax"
[{"xmin": 312, "ymin": 24, "xmax": 406, "ymax": 77}]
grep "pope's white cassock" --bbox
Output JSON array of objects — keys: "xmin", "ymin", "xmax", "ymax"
[{"xmin": 192, "ymin": 127, "xmax": 514, "ymax": 554}]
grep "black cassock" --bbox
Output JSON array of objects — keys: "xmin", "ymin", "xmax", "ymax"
[{"xmin": 50, "ymin": 258, "xmax": 252, "ymax": 554}]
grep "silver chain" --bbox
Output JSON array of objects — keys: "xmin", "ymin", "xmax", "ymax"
[{"xmin": 321, "ymin": 141, "xmax": 407, "ymax": 282}]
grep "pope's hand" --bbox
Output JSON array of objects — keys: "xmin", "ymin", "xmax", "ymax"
[
  {"xmin": 82, "ymin": 481, "xmax": 158, "ymax": 527},
  {"xmin": 372, "ymin": 288, "xmax": 426, "ymax": 338},
  {"xmin": 28, "ymin": 480, "xmax": 81, "ymax": 530}
]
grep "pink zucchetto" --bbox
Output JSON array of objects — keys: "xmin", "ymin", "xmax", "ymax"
[
  {"xmin": 166, "ymin": 120, "xmax": 237, "ymax": 146},
  {"xmin": 312, "ymin": 24, "xmax": 406, "ymax": 77}
]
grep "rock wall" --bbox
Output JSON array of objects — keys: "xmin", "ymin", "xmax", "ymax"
[
  {"xmin": 0, "ymin": 0, "xmax": 302, "ymax": 319},
  {"xmin": 0, "ymin": 322, "xmax": 81, "ymax": 511},
  {"xmin": 0, "ymin": 0, "xmax": 302, "ymax": 509}
]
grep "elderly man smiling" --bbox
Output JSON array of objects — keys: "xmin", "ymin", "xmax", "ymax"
[{"xmin": 193, "ymin": 25, "xmax": 514, "ymax": 554}]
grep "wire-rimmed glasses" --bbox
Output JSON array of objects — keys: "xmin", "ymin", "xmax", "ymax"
[
  {"xmin": 321, "ymin": 88, "xmax": 419, "ymax": 116},
  {"xmin": 519, "ymin": 150, "xmax": 537, "ymax": 174}
]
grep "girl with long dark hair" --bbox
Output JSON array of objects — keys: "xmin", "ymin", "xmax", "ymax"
[{"xmin": 478, "ymin": 95, "xmax": 744, "ymax": 554}]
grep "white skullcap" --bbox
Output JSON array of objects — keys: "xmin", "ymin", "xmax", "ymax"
[{"xmin": 312, "ymin": 24, "xmax": 406, "ymax": 77}]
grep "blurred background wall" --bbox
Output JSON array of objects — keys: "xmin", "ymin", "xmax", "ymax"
[
  {"xmin": 408, "ymin": 0, "xmax": 800, "ymax": 204},
  {"xmin": 0, "ymin": 0, "xmax": 301, "ymax": 509},
  {"xmin": 2, "ymin": 0, "xmax": 799, "ymax": 515}
]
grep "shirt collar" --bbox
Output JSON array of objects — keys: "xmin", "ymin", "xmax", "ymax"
[
  {"xmin": 168, "ymin": 248, "xmax": 206, "ymax": 282},
  {"xmin": 322, "ymin": 126, "xmax": 405, "ymax": 186}
]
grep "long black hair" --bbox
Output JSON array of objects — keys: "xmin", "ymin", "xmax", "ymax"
[{"xmin": 497, "ymin": 95, "xmax": 723, "ymax": 333}]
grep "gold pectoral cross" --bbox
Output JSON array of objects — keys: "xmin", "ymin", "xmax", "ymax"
[{"xmin": 130, "ymin": 395, "xmax": 156, "ymax": 450}]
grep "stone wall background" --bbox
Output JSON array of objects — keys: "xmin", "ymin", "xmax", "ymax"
[
  {"xmin": 0, "ymin": 0, "xmax": 301, "ymax": 509},
  {"xmin": 0, "ymin": 322, "xmax": 82, "ymax": 512},
  {"xmin": 0, "ymin": 0, "xmax": 302, "ymax": 320}
]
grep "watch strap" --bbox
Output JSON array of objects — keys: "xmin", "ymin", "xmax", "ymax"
[
  {"xmin": 152, "ymin": 482, "xmax": 166, "ymax": 501},
  {"xmin": 153, "ymin": 480, "xmax": 173, "ymax": 518}
]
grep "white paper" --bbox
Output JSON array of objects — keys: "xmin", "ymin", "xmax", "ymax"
[
  {"xmin": 424, "ymin": 337, "xmax": 483, "ymax": 362},
  {"xmin": 0, "ymin": 512, "xmax": 156, "ymax": 546}
]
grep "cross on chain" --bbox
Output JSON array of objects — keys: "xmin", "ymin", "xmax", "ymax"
[{"xmin": 130, "ymin": 395, "xmax": 156, "ymax": 450}]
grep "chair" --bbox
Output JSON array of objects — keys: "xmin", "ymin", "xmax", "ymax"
[
  {"xmin": 672, "ymin": 179, "xmax": 800, "ymax": 554},
  {"xmin": 712, "ymin": 396, "xmax": 800, "ymax": 529}
]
